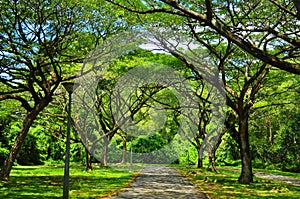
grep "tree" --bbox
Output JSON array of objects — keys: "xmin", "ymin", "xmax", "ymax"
[
  {"xmin": 106, "ymin": 0, "xmax": 300, "ymax": 74},
  {"xmin": 0, "ymin": 0, "xmax": 128, "ymax": 180}
]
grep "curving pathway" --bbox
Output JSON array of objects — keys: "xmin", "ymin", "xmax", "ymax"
[
  {"xmin": 221, "ymin": 168, "xmax": 300, "ymax": 186},
  {"xmin": 254, "ymin": 171, "xmax": 300, "ymax": 186},
  {"xmin": 109, "ymin": 166, "xmax": 207, "ymax": 199}
]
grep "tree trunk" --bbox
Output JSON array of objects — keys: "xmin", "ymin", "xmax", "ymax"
[
  {"xmin": 77, "ymin": 146, "xmax": 82, "ymax": 160},
  {"xmin": 197, "ymin": 148, "xmax": 203, "ymax": 168},
  {"xmin": 80, "ymin": 130, "xmax": 92, "ymax": 171},
  {"xmin": 121, "ymin": 136, "xmax": 127, "ymax": 163},
  {"xmin": 46, "ymin": 145, "xmax": 52, "ymax": 160},
  {"xmin": 85, "ymin": 148, "xmax": 92, "ymax": 171},
  {"xmin": 211, "ymin": 155, "xmax": 217, "ymax": 172},
  {"xmin": 269, "ymin": 126, "xmax": 273, "ymax": 144},
  {"xmin": 208, "ymin": 153, "xmax": 217, "ymax": 172},
  {"xmin": 238, "ymin": 115, "xmax": 253, "ymax": 183},
  {"xmin": 208, "ymin": 130, "xmax": 226, "ymax": 172},
  {"xmin": 0, "ymin": 101, "xmax": 48, "ymax": 180},
  {"xmin": 102, "ymin": 137, "xmax": 109, "ymax": 166},
  {"xmin": 207, "ymin": 148, "xmax": 217, "ymax": 172}
]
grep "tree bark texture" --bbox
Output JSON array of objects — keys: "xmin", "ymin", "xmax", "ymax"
[
  {"xmin": 121, "ymin": 137, "xmax": 127, "ymax": 163},
  {"xmin": 238, "ymin": 115, "xmax": 253, "ymax": 183},
  {"xmin": 197, "ymin": 148, "xmax": 203, "ymax": 168},
  {"xmin": 102, "ymin": 137, "xmax": 109, "ymax": 166},
  {"xmin": 85, "ymin": 148, "xmax": 92, "ymax": 171}
]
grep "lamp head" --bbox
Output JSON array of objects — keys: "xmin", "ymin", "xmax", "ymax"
[{"xmin": 62, "ymin": 82, "xmax": 77, "ymax": 94}]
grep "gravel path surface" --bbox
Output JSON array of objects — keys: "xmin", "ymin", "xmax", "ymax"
[{"xmin": 109, "ymin": 166, "xmax": 208, "ymax": 199}]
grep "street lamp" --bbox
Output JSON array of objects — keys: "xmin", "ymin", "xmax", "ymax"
[
  {"xmin": 188, "ymin": 145, "xmax": 190, "ymax": 166},
  {"xmin": 130, "ymin": 136, "xmax": 133, "ymax": 172},
  {"xmin": 62, "ymin": 82, "xmax": 77, "ymax": 199}
]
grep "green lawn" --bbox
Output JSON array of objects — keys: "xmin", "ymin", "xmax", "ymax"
[
  {"xmin": 178, "ymin": 167, "xmax": 300, "ymax": 199},
  {"xmin": 0, "ymin": 164, "xmax": 140, "ymax": 198}
]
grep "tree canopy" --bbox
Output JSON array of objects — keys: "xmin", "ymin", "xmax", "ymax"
[{"xmin": 106, "ymin": 0, "xmax": 300, "ymax": 74}]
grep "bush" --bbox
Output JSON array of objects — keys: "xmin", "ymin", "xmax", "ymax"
[
  {"xmin": 131, "ymin": 133, "xmax": 177, "ymax": 164},
  {"xmin": 216, "ymin": 133, "xmax": 240, "ymax": 166},
  {"xmin": 17, "ymin": 133, "xmax": 43, "ymax": 165},
  {"xmin": 178, "ymin": 145, "xmax": 197, "ymax": 165},
  {"xmin": 0, "ymin": 147, "xmax": 9, "ymax": 166}
]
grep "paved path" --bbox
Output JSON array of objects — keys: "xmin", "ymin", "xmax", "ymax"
[
  {"xmin": 109, "ymin": 166, "xmax": 207, "ymax": 199},
  {"xmin": 254, "ymin": 171, "xmax": 300, "ymax": 186},
  {"xmin": 221, "ymin": 168, "xmax": 300, "ymax": 186}
]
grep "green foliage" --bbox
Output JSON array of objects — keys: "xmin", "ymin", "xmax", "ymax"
[
  {"xmin": 0, "ymin": 147, "xmax": 9, "ymax": 166},
  {"xmin": 0, "ymin": 97, "xmax": 83, "ymax": 166},
  {"xmin": 131, "ymin": 133, "xmax": 169, "ymax": 163},
  {"xmin": 107, "ymin": 141, "xmax": 124, "ymax": 163},
  {"xmin": 250, "ymin": 70, "xmax": 300, "ymax": 171},
  {"xmin": 178, "ymin": 145, "xmax": 198, "ymax": 165},
  {"xmin": 251, "ymin": 113, "xmax": 300, "ymax": 171},
  {"xmin": 0, "ymin": 100, "xmax": 21, "ymax": 166},
  {"xmin": 2, "ymin": 121, "xmax": 44, "ymax": 166},
  {"xmin": 17, "ymin": 133, "xmax": 42, "ymax": 165},
  {"xmin": 132, "ymin": 133, "xmax": 167, "ymax": 153}
]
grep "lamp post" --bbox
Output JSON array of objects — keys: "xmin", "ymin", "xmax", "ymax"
[
  {"xmin": 130, "ymin": 136, "xmax": 133, "ymax": 172},
  {"xmin": 62, "ymin": 82, "xmax": 76, "ymax": 199},
  {"xmin": 188, "ymin": 145, "xmax": 190, "ymax": 166}
]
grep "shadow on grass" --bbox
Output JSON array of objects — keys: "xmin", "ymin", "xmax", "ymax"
[
  {"xmin": 12, "ymin": 167, "xmax": 37, "ymax": 171},
  {"xmin": 0, "ymin": 175, "xmax": 63, "ymax": 198}
]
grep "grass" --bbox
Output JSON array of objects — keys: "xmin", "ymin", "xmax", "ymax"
[
  {"xmin": 0, "ymin": 164, "xmax": 141, "ymax": 198},
  {"xmin": 177, "ymin": 167, "xmax": 300, "ymax": 199}
]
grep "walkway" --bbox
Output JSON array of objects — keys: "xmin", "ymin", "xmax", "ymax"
[
  {"xmin": 254, "ymin": 171, "xmax": 300, "ymax": 186},
  {"xmin": 109, "ymin": 166, "xmax": 207, "ymax": 199},
  {"xmin": 221, "ymin": 168, "xmax": 300, "ymax": 186}
]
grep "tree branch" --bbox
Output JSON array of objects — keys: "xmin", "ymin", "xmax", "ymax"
[
  {"xmin": 0, "ymin": 95, "xmax": 32, "ymax": 112},
  {"xmin": 269, "ymin": 0, "xmax": 298, "ymax": 18}
]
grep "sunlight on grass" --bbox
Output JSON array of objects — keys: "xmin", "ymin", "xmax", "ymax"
[
  {"xmin": 0, "ymin": 164, "xmax": 141, "ymax": 198},
  {"xmin": 178, "ymin": 167, "xmax": 300, "ymax": 199}
]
